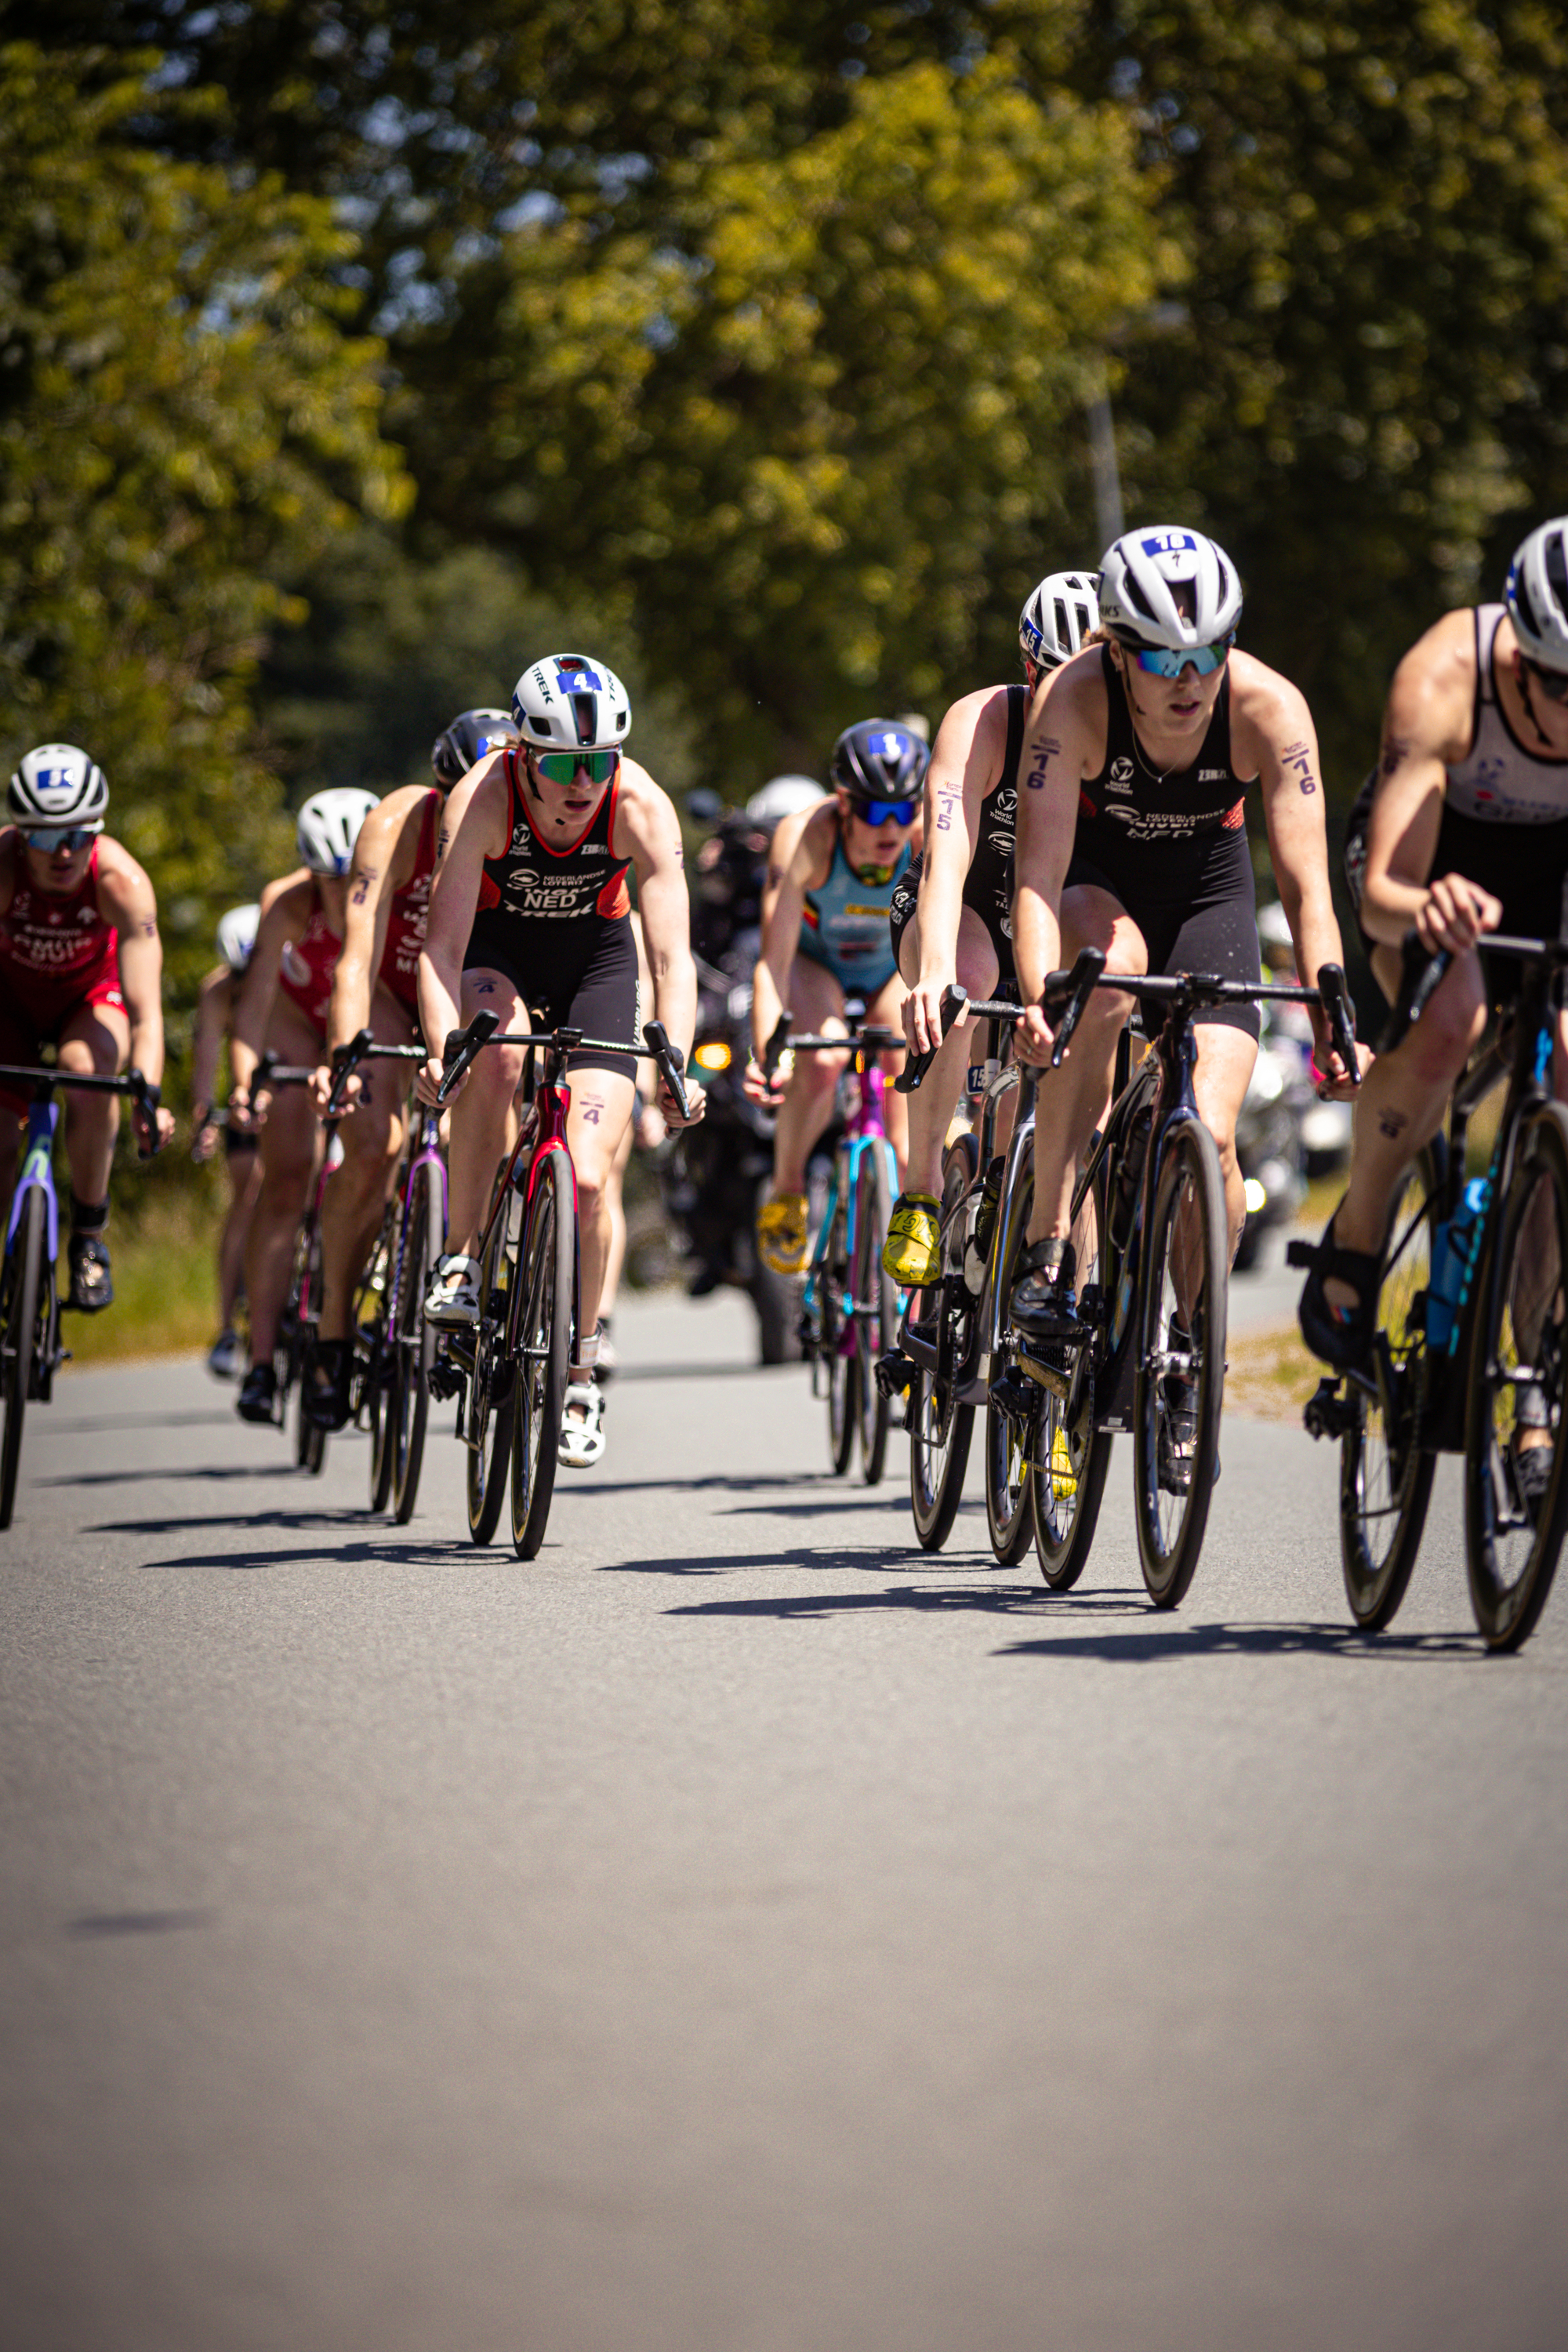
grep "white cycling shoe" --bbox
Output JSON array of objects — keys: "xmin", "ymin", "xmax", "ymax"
[
  {"xmin": 557, "ymin": 1381, "xmax": 606, "ymax": 1468},
  {"xmin": 423, "ymin": 1252, "xmax": 481, "ymax": 1327}
]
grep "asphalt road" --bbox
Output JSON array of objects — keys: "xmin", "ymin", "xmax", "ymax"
[{"xmin": 3, "ymin": 1283, "xmax": 1566, "ymax": 2352}]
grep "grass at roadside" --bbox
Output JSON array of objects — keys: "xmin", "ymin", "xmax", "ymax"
[
  {"xmin": 59, "ymin": 1193, "xmax": 220, "ymax": 1367},
  {"xmin": 1225, "ymin": 1319, "xmax": 1325, "ymax": 1425}
]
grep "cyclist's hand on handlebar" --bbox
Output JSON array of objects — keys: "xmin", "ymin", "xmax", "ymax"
[
  {"xmin": 133, "ymin": 1100, "xmax": 175, "ymax": 1156},
  {"xmin": 1011, "ymin": 1002, "xmax": 1058, "ymax": 1069},
  {"xmin": 902, "ymin": 975, "xmax": 956, "ymax": 1059},
  {"xmin": 1308, "ymin": 1025, "xmax": 1372, "ymax": 1101},
  {"xmin": 658, "ymin": 1072, "xmax": 706, "ymax": 1129},
  {"xmin": 190, "ymin": 1106, "xmax": 218, "ymax": 1164},
  {"xmin": 742, "ymin": 1053, "xmax": 786, "ymax": 1107},
  {"xmin": 227, "ymin": 1083, "xmax": 263, "ymax": 1134},
  {"xmin": 1417, "ymin": 873, "xmax": 1501, "ymax": 958},
  {"xmin": 414, "ymin": 1052, "xmax": 453, "ymax": 1109}
]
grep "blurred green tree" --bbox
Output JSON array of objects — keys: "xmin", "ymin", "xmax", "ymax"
[{"xmin": 0, "ymin": 41, "xmax": 408, "ymax": 1001}]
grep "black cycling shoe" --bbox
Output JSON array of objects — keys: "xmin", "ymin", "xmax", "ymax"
[
  {"xmin": 1011, "ymin": 1239, "xmax": 1078, "ymax": 1339},
  {"xmin": 237, "ymin": 1363, "xmax": 278, "ymax": 1424},
  {"xmin": 1513, "ymin": 1440, "xmax": 1553, "ymax": 1525},
  {"xmin": 1158, "ymin": 1370, "xmax": 1200, "ymax": 1495},
  {"xmin": 1294, "ymin": 1207, "xmax": 1381, "ymax": 1370},
  {"xmin": 303, "ymin": 1340, "xmax": 353, "ymax": 1432},
  {"xmin": 66, "ymin": 1231, "xmax": 113, "ymax": 1312}
]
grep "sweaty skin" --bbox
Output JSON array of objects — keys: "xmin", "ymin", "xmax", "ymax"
[{"xmin": 1011, "ymin": 640, "xmax": 1364, "ymax": 1266}]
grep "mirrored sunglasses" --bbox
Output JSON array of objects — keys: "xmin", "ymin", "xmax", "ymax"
[
  {"xmin": 25, "ymin": 825, "xmax": 96, "ymax": 853},
  {"xmin": 858, "ymin": 797, "xmax": 917, "ymax": 828},
  {"xmin": 532, "ymin": 749, "xmax": 619, "ymax": 786},
  {"xmin": 1129, "ymin": 638, "xmax": 1232, "ymax": 678},
  {"xmin": 1523, "ymin": 655, "xmax": 1568, "ymax": 706}
]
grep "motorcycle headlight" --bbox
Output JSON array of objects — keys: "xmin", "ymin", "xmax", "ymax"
[{"xmin": 693, "ymin": 1040, "xmax": 731, "ymax": 1072}]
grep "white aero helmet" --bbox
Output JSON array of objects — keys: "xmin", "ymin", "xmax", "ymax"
[
  {"xmin": 746, "ymin": 774, "xmax": 827, "ymax": 833},
  {"xmin": 216, "ymin": 902, "xmax": 261, "ymax": 973},
  {"xmin": 1256, "ymin": 898, "xmax": 1294, "ymax": 956},
  {"xmin": 512, "ymin": 652, "xmax": 632, "ymax": 753},
  {"xmin": 296, "ymin": 786, "xmax": 379, "ymax": 877},
  {"xmin": 1019, "ymin": 572, "xmax": 1101, "ymax": 670},
  {"xmin": 9, "ymin": 742, "xmax": 109, "ymax": 830},
  {"xmin": 1098, "ymin": 526, "xmax": 1243, "ymax": 652},
  {"xmin": 1504, "ymin": 517, "xmax": 1568, "ymax": 672}
]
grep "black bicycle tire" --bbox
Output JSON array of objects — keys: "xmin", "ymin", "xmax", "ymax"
[
  {"xmin": 466, "ymin": 1176, "xmax": 517, "ymax": 1545},
  {"xmin": 392, "ymin": 1163, "xmax": 440, "ymax": 1524},
  {"xmin": 1032, "ymin": 1164, "xmax": 1113, "ymax": 1590},
  {"xmin": 1464, "ymin": 1102, "xmax": 1568, "ymax": 1650},
  {"xmin": 1339, "ymin": 1147, "xmax": 1442, "ymax": 1631},
  {"xmin": 855, "ymin": 1144, "xmax": 895, "ymax": 1486},
  {"xmin": 1132, "ymin": 1119, "xmax": 1229, "ymax": 1607},
  {"xmin": 0, "ymin": 1187, "xmax": 45, "ymax": 1530},
  {"xmin": 511, "ymin": 1151, "xmax": 575, "ymax": 1559},
  {"xmin": 364, "ymin": 1207, "xmax": 397, "ymax": 1514},
  {"xmin": 825, "ymin": 1185, "xmax": 855, "ymax": 1478},
  {"xmin": 985, "ymin": 1157, "xmax": 1035, "ymax": 1565},
  {"xmin": 295, "ymin": 1226, "xmax": 327, "ymax": 1474},
  {"xmin": 909, "ymin": 1133, "xmax": 978, "ymax": 1552}
]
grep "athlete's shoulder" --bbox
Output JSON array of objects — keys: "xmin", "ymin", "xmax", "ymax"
[
  {"xmin": 933, "ymin": 682, "xmax": 1011, "ymax": 752},
  {"xmin": 93, "ymin": 833, "xmax": 156, "ymax": 914},
  {"xmin": 1383, "ymin": 607, "xmax": 1478, "ymax": 759},
  {"xmin": 1227, "ymin": 648, "xmax": 1312, "ymax": 735}
]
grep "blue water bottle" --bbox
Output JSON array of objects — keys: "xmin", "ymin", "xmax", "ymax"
[{"xmin": 1425, "ymin": 1177, "xmax": 1489, "ymax": 1355}]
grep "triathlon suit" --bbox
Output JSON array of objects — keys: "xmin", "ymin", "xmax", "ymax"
[
  {"xmin": 379, "ymin": 788, "xmax": 440, "ymax": 1024},
  {"xmin": 1067, "ymin": 648, "xmax": 1263, "ymax": 1039},
  {"xmin": 890, "ymin": 683, "xmax": 1025, "ymax": 983},
  {"xmin": 277, "ymin": 895, "xmax": 343, "ymax": 1039},
  {"xmin": 0, "ymin": 834, "xmax": 125, "ymax": 1114},
  {"xmin": 1345, "ymin": 603, "xmax": 1568, "ymax": 962},
  {"xmin": 798, "ymin": 826, "xmax": 913, "ymax": 996},
  {"xmin": 465, "ymin": 747, "xmax": 639, "ymax": 1080}
]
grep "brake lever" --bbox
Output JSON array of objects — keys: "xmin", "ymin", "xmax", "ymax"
[
  {"xmin": 895, "ymin": 984, "xmax": 968, "ymax": 1094},
  {"xmin": 1046, "ymin": 946, "xmax": 1107, "ymax": 1070},
  {"xmin": 642, "ymin": 1020, "xmax": 691, "ymax": 1122},
  {"xmin": 761, "ymin": 1011, "xmax": 790, "ymax": 1085},
  {"xmin": 1316, "ymin": 963, "xmax": 1361, "ymax": 1088},
  {"xmin": 437, "ymin": 1007, "xmax": 501, "ymax": 1105},
  {"xmin": 1376, "ymin": 930, "xmax": 1451, "ymax": 1056}
]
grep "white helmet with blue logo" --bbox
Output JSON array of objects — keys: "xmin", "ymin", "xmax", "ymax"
[
  {"xmin": 9, "ymin": 742, "xmax": 109, "ymax": 829},
  {"xmin": 513, "ymin": 653, "xmax": 632, "ymax": 753},
  {"xmin": 1098, "ymin": 526, "xmax": 1243, "ymax": 652},
  {"xmin": 216, "ymin": 902, "xmax": 261, "ymax": 972},
  {"xmin": 1504, "ymin": 517, "xmax": 1568, "ymax": 672},
  {"xmin": 296, "ymin": 786, "xmax": 379, "ymax": 877},
  {"xmin": 1019, "ymin": 572, "xmax": 1101, "ymax": 670}
]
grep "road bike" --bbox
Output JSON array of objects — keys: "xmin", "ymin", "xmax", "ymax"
[
  {"xmin": 0, "ymin": 1059, "xmax": 161, "ymax": 1529},
  {"xmin": 887, "ymin": 955, "xmax": 1356, "ymax": 1604},
  {"xmin": 880, "ymin": 957, "xmax": 1105, "ymax": 1557},
  {"xmin": 1299, "ymin": 930, "xmax": 1568, "ymax": 1651},
  {"xmin": 433, "ymin": 1011, "xmax": 691, "ymax": 1559},
  {"xmin": 769, "ymin": 1005, "xmax": 902, "ymax": 1483},
  {"xmin": 350, "ymin": 1046, "xmax": 444, "ymax": 1521}
]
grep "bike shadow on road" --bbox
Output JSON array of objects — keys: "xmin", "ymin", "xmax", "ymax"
[
  {"xmin": 44, "ymin": 1464, "xmax": 294, "ymax": 1489},
  {"xmin": 128, "ymin": 1532, "xmax": 492, "ymax": 1572}
]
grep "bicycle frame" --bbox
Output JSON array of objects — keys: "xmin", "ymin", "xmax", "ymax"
[
  {"xmin": 5, "ymin": 1093, "xmax": 60, "ymax": 1269},
  {"xmin": 473, "ymin": 1049, "xmax": 583, "ymax": 1374},
  {"xmin": 804, "ymin": 1044, "xmax": 898, "ymax": 1362},
  {"xmin": 381, "ymin": 1098, "xmax": 450, "ymax": 1368}
]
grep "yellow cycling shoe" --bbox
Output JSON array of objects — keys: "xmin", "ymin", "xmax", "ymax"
[
  {"xmin": 757, "ymin": 1189, "xmax": 809, "ymax": 1276},
  {"xmin": 1047, "ymin": 1422, "xmax": 1077, "ymax": 1501},
  {"xmin": 880, "ymin": 1192, "xmax": 941, "ymax": 1287}
]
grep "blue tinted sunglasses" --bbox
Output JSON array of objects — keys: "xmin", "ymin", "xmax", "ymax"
[
  {"xmin": 25, "ymin": 825, "xmax": 96, "ymax": 852},
  {"xmin": 1129, "ymin": 637, "xmax": 1233, "ymax": 678},
  {"xmin": 858, "ymin": 797, "xmax": 917, "ymax": 828}
]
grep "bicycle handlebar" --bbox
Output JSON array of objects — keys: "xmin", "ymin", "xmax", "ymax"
[
  {"xmin": 895, "ymin": 984, "xmax": 970, "ymax": 1094},
  {"xmin": 0, "ymin": 1062, "xmax": 163, "ymax": 1158},
  {"xmin": 434, "ymin": 1007, "xmax": 694, "ymax": 1120},
  {"xmin": 641, "ymin": 1021, "xmax": 691, "ymax": 1123},
  {"xmin": 436, "ymin": 1007, "xmax": 503, "ymax": 1103}
]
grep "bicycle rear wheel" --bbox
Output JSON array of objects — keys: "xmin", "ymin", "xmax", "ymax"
[
  {"xmin": 985, "ymin": 1160, "xmax": 1034, "ymax": 1565},
  {"xmin": 511, "ymin": 1150, "xmax": 575, "ymax": 1559},
  {"xmin": 361, "ymin": 1211, "xmax": 397, "ymax": 1513},
  {"xmin": 1340, "ymin": 1148, "xmax": 1441, "ymax": 1630},
  {"xmin": 909, "ymin": 1133, "xmax": 978, "ymax": 1552},
  {"xmin": 391, "ymin": 1163, "xmax": 441, "ymax": 1523},
  {"xmin": 854, "ymin": 1144, "xmax": 896, "ymax": 1485},
  {"xmin": 1465, "ymin": 1103, "xmax": 1568, "ymax": 1650},
  {"xmin": 466, "ymin": 1175, "xmax": 518, "ymax": 1544},
  {"xmin": 1132, "ymin": 1119, "xmax": 1228, "ymax": 1607},
  {"xmin": 1032, "ymin": 1167, "xmax": 1113, "ymax": 1590},
  {"xmin": 823, "ymin": 1192, "xmax": 857, "ymax": 1479},
  {"xmin": 0, "ymin": 1188, "xmax": 46, "ymax": 1530}
]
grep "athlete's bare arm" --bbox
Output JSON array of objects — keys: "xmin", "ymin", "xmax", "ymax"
[
  {"xmin": 415, "ymin": 754, "xmax": 510, "ymax": 1096},
  {"xmin": 614, "ymin": 760, "xmax": 704, "ymax": 1124},
  {"xmin": 328, "ymin": 785, "xmax": 426, "ymax": 1057},
  {"xmin": 1361, "ymin": 611, "xmax": 1500, "ymax": 953},
  {"xmin": 751, "ymin": 800, "xmax": 837, "ymax": 1066},
  {"xmin": 230, "ymin": 873, "xmax": 314, "ymax": 1101},
  {"xmin": 1011, "ymin": 653, "xmax": 1106, "ymax": 1061},
  {"xmin": 189, "ymin": 966, "xmax": 232, "ymax": 1156},
  {"xmin": 95, "ymin": 840, "xmax": 175, "ymax": 1145},
  {"xmin": 902, "ymin": 687, "xmax": 1011, "ymax": 1055}
]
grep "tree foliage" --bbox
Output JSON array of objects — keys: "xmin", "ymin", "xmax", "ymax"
[{"xmin": 0, "ymin": 41, "xmax": 407, "ymax": 996}]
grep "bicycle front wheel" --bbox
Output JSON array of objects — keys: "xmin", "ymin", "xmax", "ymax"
[
  {"xmin": 1032, "ymin": 1167, "xmax": 1113, "ymax": 1591},
  {"xmin": 391, "ymin": 1163, "xmax": 441, "ymax": 1524},
  {"xmin": 823, "ymin": 1197, "xmax": 857, "ymax": 1479},
  {"xmin": 854, "ymin": 1144, "xmax": 896, "ymax": 1485},
  {"xmin": 466, "ymin": 1176, "xmax": 518, "ymax": 1544},
  {"xmin": 1132, "ymin": 1120, "xmax": 1228, "ymax": 1607},
  {"xmin": 909, "ymin": 1133, "xmax": 978, "ymax": 1552},
  {"xmin": 985, "ymin": 1159, "xmax": 1034, "ymax": 1565},
  {"xmin": 361, "ymin": 1212, "xmax": 397, "ymax": 1513},
  {"xmin": 511, "ymin": 1150, "xmax": 575, "ymax": 1559},
  {"xmin": 0, "ymin": 1187, "xmax": 46, "ymax": 1530},
  {"xmin": 1340, "ymin": 1148, "xmax": 1441, "ymax": 1630},
  {"xmin": 1465, "ymin": 1103, "xmax": 1568, "ymax": 1650}
]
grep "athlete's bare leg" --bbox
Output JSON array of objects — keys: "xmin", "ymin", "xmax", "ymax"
[
  {"xmin": 771, "ymin": 956, "xmax": 849, "ymax": 1196},
  {"xmin": 895, "ymin": 902, "xmax": 1001, "ymax": 1200},
  {"xmin": 245, "ymin": 996, "xmax": 326, "ymax": 1364},
  {"xmin": 56, "ymin": 998, "xmax": 131, "ymax": 1206},
  {"xmin": 565, "ymin": 1069, "xmax": 637, "ymax": 1371},
  {"xmin": 318, "ymin": 983, "xmax": 412, "ymax": 1343}
]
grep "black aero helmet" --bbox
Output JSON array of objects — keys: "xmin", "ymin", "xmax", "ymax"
[
  {"xmin": 829, "ymin": 720, "xmax": 929, "ymax": 808},
  {"xmin": 431, "ymin": 707, "xmax": 520, "ymax": 790}
]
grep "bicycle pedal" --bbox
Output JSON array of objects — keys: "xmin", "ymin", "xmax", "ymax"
[
  {"xmin": 1285, "ymin": 1237, "xmax": 1316, "ymax": 1269},
  {"xmin": 1076, "ymin": 1283, "xmax": 1106, "ymax": 1327},
  {"xmin": 874, "ymin": 1348, "xmax": 916, "ymax": 1400},
  {"xmin": 990, "ymin": 1366, "xmax": 1038, "ymax": 1421},
  {"xmin": 1302, "ymin": 1374, "xmax": 1354, "ymax": 1442}
]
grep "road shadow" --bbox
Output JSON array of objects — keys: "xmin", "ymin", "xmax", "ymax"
[
  {"xmin": 46, "ymin": 1409, "xmax": 241, "ymax": 1436},
  {"xmin": 612, "ymin": 1359, "xmax": 797, "ymax": 1383},
  {"xmin": 100, "ymin": 1504, "xmax": 397, "ymax": 1539},
  {"xmin": 45, "ymin": 1464, "xmax": 290, "ymax": 1490},
  {"xmin": 996, "ymin": 1619, "xmax": 1479, "ymax": 1664},
  {"xmin": 67, "ymin": 1909, "xmax": 214, "ymax": 1939},
  {"xmin": 664, "ymin": 1573, "xmax": 1142, "ymax": 1613},
  {"xmin": 133, "ymin": 1534, "xmax": 489, "ymax": 1573}
]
